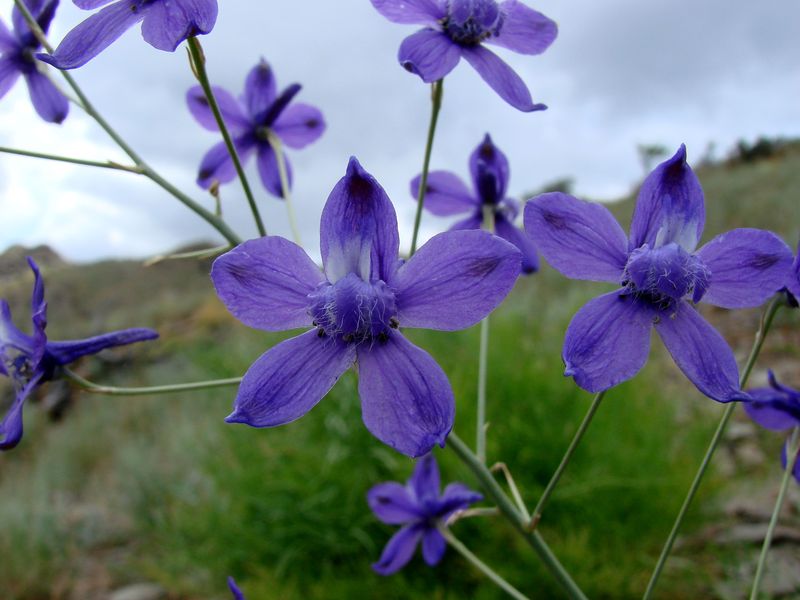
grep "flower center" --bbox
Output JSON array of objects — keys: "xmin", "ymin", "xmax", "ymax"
[
  {"xmin": 307, "ymin": 273, "xmax": 399, "ymax": 343},
  {"xmin": 442, "ymin": 0, "xmax": 503, "ymax": 45},
  {"xmin": 622, "ymin": 243, "xmax": 710, "ymax": 306}
]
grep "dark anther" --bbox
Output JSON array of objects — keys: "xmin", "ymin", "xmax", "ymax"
[
  {"xmin": 378, "ymin": 332, "xmax": 389, "ymax": 343},
  {"xmin": 317, "ymin": 329, "xmax": 326, "ymax": 338},
  {"xmin": 389, "ymin": 317, "xmax": 400, "ymax": 329},
  {"xmin": 342, "ymin": 334, "xmax": 354, "ymax": 343}
]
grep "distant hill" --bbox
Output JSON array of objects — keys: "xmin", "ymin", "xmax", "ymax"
[{"xmin": 0, "ymin": 245, "xmax": 64, "ymax": 281}]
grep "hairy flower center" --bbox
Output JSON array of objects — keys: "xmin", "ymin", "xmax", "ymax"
[
  {"xmin": 622, "ymin": 243, "xmax": 710, "ymax": 306},
  {"xmin": 442, "ymin": 0, "xmax": 503, "ymax": 45},
  {"xmin": 307, "ymin": 273, "xmax": 399, "ymax": 343}
]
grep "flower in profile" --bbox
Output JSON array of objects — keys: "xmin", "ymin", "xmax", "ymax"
[
  {"xmin": 524, "ymin": 145, "xmax": 793, "ymax": 402},
  {"xmin": 38, "ymin": 0, "xmax": 218, "ymax": 70},
  {"xmin": 0, "ymin": 258, "xmax": 158, "ymax": 450},
  {"xmin": 212, "ymin": 157, "xmax": 521, "ymax": 457},
  {"xmin": 745, "ymin": 371, "xmax": 800, "ymax": 483},
  {"xmin": 227, "ymin": 577, "xmax": 245, "ymax": 600},
  {"xmin": 411, "ymin": 133, "xmax": 538, "ymax": 274},
  {"xmin": 368, "ymin": 453, "xmax": 482, "ymax": 574},
  {"xmin": 370, "ymin": 0, "xmax": 557, "ymax": 111},
  {"xmin": 186, "ymin": 60, "xmax": 325, "ymax": 198},
  {"xmin": 0, "ymin": 0, "xmax": 68, "ymax": 123}
]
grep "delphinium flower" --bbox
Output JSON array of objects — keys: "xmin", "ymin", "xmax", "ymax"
[
  {"xmin": 0, "ymin": 258, "xmax": 158, "ymax": 450},
  {"xmin": 212, "ymin": 157, "xmax": 521, "ymax": 457},
  {"xmin": 186, "ymin": 60, "xmax": 325, "ymax": 198},
  {"xmin": 411, "ymin": 133, "xmax": 538, "ymax": 273},
  {"xmin": 782, "ymin": 242, "xmax": 800, "ymax": 307},
  {"xmin": 0, "ymin": 0, "xmax": 68, "ymax": 123},
  {"xmin": 38, "ymin": 0, "xmax": 218, "ymax": 70},
  {"xmin": 745, "ymin": 371, "xmax": 800, "ymax": 483},
  {"xmin": 524, "ymin": 145, "xmax": 793, "ymax": 401},
  {"xmin": 370, "ymin": 0, "xmax": 557, "ymax": 111},
  {"xmin": 368, "ymin": 453, "xmax": 482, "ymax": 574},
  {"xmin": 227, "ymin": 577, "xmax": 245, "ymax": 600}
]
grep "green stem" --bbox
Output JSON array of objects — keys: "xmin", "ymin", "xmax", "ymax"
[
  {"xmin": 187, "ymin": 38, "xmax": 265, "ymax": 237},
  {"xmin": 642, "ymin": 295, "xmax": 784, "ymax": 600},
  {"xmin": 13, "ymin": 0, "xmax": 241, "ymax": 246},
  {"xmin": 531, "ymin": 390, "xmax": 607, "ymax": 530},
  {"xmin": 749, "ymin": 426, "xmax": 800, "ymax": 600},
  {"xmin": 0, "ymin": 146, "xmax": 143, "ymax": 173},
  {"xmin": 448, "ymin": 433, "xmax": 588, "ymax": 600},
  {"xmin": 491, "ymin": 462, "xmax": 531, "ymax": 520},
  {"xmin": 409, "ymin": 80, "xmax": 444, "ymax": 257},
  {"xmin": 266, "ymin": 132, "xmax": 302, "ymax": 246},
  {"xmin": 64, "ymin": 369, "xmax": 241, "ymax": 396},
  {"xmin": 476, "ymin": 205, "xmax": 496, "ymax": 463},
  {"xmin": 437, "ymin": 525, "xmax": 530, "ymax": 600},
  {"xmin": 143, "ymin": 244, "xmax": 230, "ymax": 267}
]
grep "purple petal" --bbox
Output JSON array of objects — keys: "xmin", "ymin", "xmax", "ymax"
[
  {"xmin": 495, "ymin": 213, "xmax": 538, "ymax": 274},
  {"xmin": 398, "ymin": 29, "xmax": 461, "ymax": 83},
  {"xmin": 24, "ymin": 70, "xmax": 68, "ymax": 123},
  {"xmin": 393, "ymin": 229, "xmax": 521, "ymax": 331},
  {"xmin": 0, "ymin": 373, "xmax": 42, "ymax": 451},
  {"xmin": 367, "ymin": 482, "xmax": 422, "ymax": 525},
  {"xmin": 654, "ymin": 302, "xmax": 742, "ymax": 403},
  {"xmin": 211, "ymin": 236, "xmax": 324, "ymax": 331},
  {"xmin": 38, "ymin": 0, "xmax": 146, "ymax": 70},
  {"xmin": 271, "ymin": 103, "xmax": 325, "ymax": 150},
  {"xmin": 563, "ymin": 292, "xmax": 654, "ymax": 393},
  {"xmin": 490, "ymin": 0, "xmax": 557, "ymax": 55},
  {"xmin": 461, "ymin": 44, "xmax": 546, "ymax": 112},
  {"xmin": 357, "ymin": 333, "xmax": 454, "ymax": 458},
  {"xmin": 227, "ymin": 577, "xmax": 245, "ymax": 600},
  {"xmin": 45, "ymin": 328, "xmax": 158, "ymax": 365},
  {"xmin": 409, "ymin": 171, "xmax": 477, "ymax": 217},
  {"xmin": 226, "ymin": 330, "xmax": 356, "ymax": 428},
  {"xmin": 524, "ymin": 192, "xmax": 628, "ymax": 282},
  {"xmin": 744, "ymin": 392, "xmax": 799, "ymax": 431},
  {"xmin": 256, "ymin": 143, "xmax": 293, "ymax": 198},
  {"xmin": 469, "ymin": 133, "xmax": 509, "ymax": 203},
  {"xmin": 0, "ymin": 300, "xmax": 35, "ymax": 359},
  {"xmin": 409, "ymin": 453, "xmax": 440, "ymax": 500},
  {"xmin": 140, "ymin": 0, "xmax": 218, "ymax": 52},
  {"xmin": 26, "ymin": 257, "xmax": 47, "ymax": 366},
  {"xmin": 629, "ymin": 145, "xmax": 705, "ymax": 252},
  {"xmin": 0, "ymin": 19, "xmax": 17, "ymax": 52},
  {"xmin": 370, "ymin": 0, "xmax": 446, "ymax": 24},
  {"xmin": 438, "ymin": 482, "xmax": 483, "ymax": 516},
  {"xmin": 197, "ymin": 137, "xmax": 256, "ymax": 189},
  {"xmin": 186, "ymin": 85, "xmax": 250, "ymax": 134},
  {"xmin": 787, "ymin": 246, "xmax": 800, "ymax": 301},
  {"xmin": 372, "ymin": 524, "xmax": 424, "ymax": 575},
  {"xmin": 320, "ymin": 157, "xmax": 400, "ymax": 284},
  {"xmin": 449, "ymin": 213, "xmax": 482, "ymax": 231},
  {"xmin": 0, "ymin": 57, "xmax": 22, "ymax": 100},
  {"xmin": 74, "ymin": 0, "xmax": 116, "ymax": 8},
  {"xmin": 13, "ymin": 0, "xmax": 58, "ymax": 40},
  {"xmin": 421, "ymin": 529, "xmax": 447, "ymax": 566},
  {"xmin": 697, "ymin": 228, "xmax": 793, "ymax": 309},
  {"xmin": 244, "ymin": 60, "xmax": 277, "ymax": 122}
]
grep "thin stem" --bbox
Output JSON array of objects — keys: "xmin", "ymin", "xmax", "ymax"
[
  {"xmin": 409, "ymin": 80, "xmax": 444, "ymax": 257},
  {"xmin": 643, "ymin": 296, "xmax": 784, "ymax": 600},
  {"xmin": 14, "ymin": 0, "xmax": 241, "ymax": 246},
  {"xmin": 0, "ymin": 146, "xmax": 142, "ymax": 173},
  {"xmin": 490, "ymin": 462, "xmax": 530, "ymax": 520},
  {"xmin": 64, "ymin": 369, "xmax": 241, "ymax": 396},
  {"xmin": 749, "ymin": 427, "xmax": 800, "ymax": 600},
  {"xmin": 445, "ymin": 506, "xmax": 500, "ymax": 526},
  {"xmin": 437, "ymin": 524, "xmax": 530, "ymax": 600},
  {"xmin": 476, "ymin": 204, "xmax": 496, "ymax": 464},
  {"xmin": 448, "ymin": 432, "xmax": 589, "ymax": 600},
  {"xmin": 187, "ymin": 38, "xmax": 266, "ymax": 237},
  {"xmin": 143, "ymin": 244, "xmax": 230, "ymax": 267},
  {"xmin": 266, "ymin": 132, "xmax": 302, "ymax": 246},
  {"xmin": 531, "ymin": 390, "xmax": 607, "ymax": 530}
]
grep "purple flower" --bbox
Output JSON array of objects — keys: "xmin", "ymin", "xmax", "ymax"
[
  {"xmin": 782, "ymin": 242, "xmax": 800, "ymax": 307},
  {"xmin": 211, "ymin": 157, "xmax": 521, "ymax": 457},
  {"xmin": 0, "ymin": 258, "xmax": 158, "ymax": 450},
  {"xmin": 227, "ymin": 577, "xmax": 245, "ymax": 600},
  {"xmin": 411, "ymin": 133, "xmax": 538, "ymax": 274},
  {"xmin": 368, "ymin": 454, "xmax": 482, "ymax": 574},
  {"xmin": 0, "ymin": 0, "xmax": 68, "ymax": 123},
  {"xmin": 370, "ymin": 0, "xmax": 557, "ymax": 112},
  {"xmin": 186, "ymin": 60, "xmax": 325, "ymax": 198},
  {"xmin": 524, "ymin": 145, "xmax": 793, "ymax": 402},
  {"xmin": 745, "ymin": 371, "xmax": 800, "ymax": 483},
  {"xmin": 38, "ymin": 0, "xmax": 218, "ymax": 70}
]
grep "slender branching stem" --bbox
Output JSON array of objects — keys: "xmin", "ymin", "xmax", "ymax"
[
  {"xmin": 0, "ymin": 146, "xmax": 143, "ymax": 173},
  {"xmin": 143, "ymin": 244, "xmax": 230, "ymax": 267},
  {"xmin": 409, "ymin": 80, "xmax": 444, "ymax": 257},
  {"xmin": 643, "ymin": 295, "xmax": 785, "ymax": 599},
  {"xmin": 64, "ymin": 369, "xmax": 241, "ymax": 396},
  {"xmin": 265, "ymin": 131, "xmax": 302, "ymax": 246},
  {"xmin": 448, "ymin": 433, "xmax": 588, "ymax": 600},
  {"xmin": 476, "ymin": 205, "xmax": 496, "ymax": 463},
  {"xmin": 531, "ymin": 390, "xmax": 607, "ymax": 530},
  {"xmin": 490, "ymin": 462, "xmax": 530, "ymax": 520},
  {"xmin": 749, "ymin": 426, "xmax": 800, "ymax": 600},
  {"xmin": 187, "ymin": 37, "xmax": 265, "ymax": 237},
  {"xmin": 437, "ymin": 524, "xmax": 530, "ymax": 600},
  {"xmin": 445, "ymin": 506, "xmax": 500, "ymax": 526}
]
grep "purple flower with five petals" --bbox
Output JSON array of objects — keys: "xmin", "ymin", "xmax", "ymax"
[
  {"xmin": 745, "ymin": 371, "xmax": 800, "ymax": 484},
  {"xmin": 368, "ymin": 454, "xmax": 482, "ymax": 574},
  {"xmin": 0, "ymin": 0, "xmax": 68, "ymax": 123},
  {"xmin": 524, "ymin": 145, "xmax": 793, "ymax": 402},
  {"xmin": 211, "ymin": 157, "xmax": 521, "ymax": 457},
  {"xmin": 0, "ymin": 258, "xmax": 158, "ymax": 450},
  {"xmin": 187, "ymin": 60, "xmax": 325, "ymax": 198},
  {"xmin": 370, "ymin": 0, "xmax": 557, "ymax": 111},
  {"xmin": 411, "ymin": 133, "xmax": 538, "ymax": 274},
  {"xmin": 38, "ymin": 0, "xmax": 218, "ymax": 70},
  {"xmin": 227, "ymin": 577, "xmax": 245, "ymax": 600}
]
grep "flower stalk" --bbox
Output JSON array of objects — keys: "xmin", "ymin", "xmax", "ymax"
[
  {"xmin": 64, "ymin": 369, "xmax": 241, "ymax": 396},
  {"xmin": 476, "ymin": 204, "xmax": 496, "ymax": 463},
  {"xmin": 0, "ymin": 146, "xmax": 143, "ymax": 173},
  {"xmin": 265, "ymin": 131, "xmax": 303, "ymax": 246}
]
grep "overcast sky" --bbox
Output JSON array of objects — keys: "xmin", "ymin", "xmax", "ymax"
[{"xmin": 0, "ymin": 0, "xmax": 798, "ymax": 262}]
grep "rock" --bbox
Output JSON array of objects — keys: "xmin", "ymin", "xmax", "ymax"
[
  {"xmin": 727, "ymin": 422, "xmax": 757, "ymax": 443},
  {"xmin": 108, "ymin": 583, "xmax": 166, "ymax": 600},
  {"xmin": 714, "ymin": 523, "xmax": 800, "ymax": 545}
]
